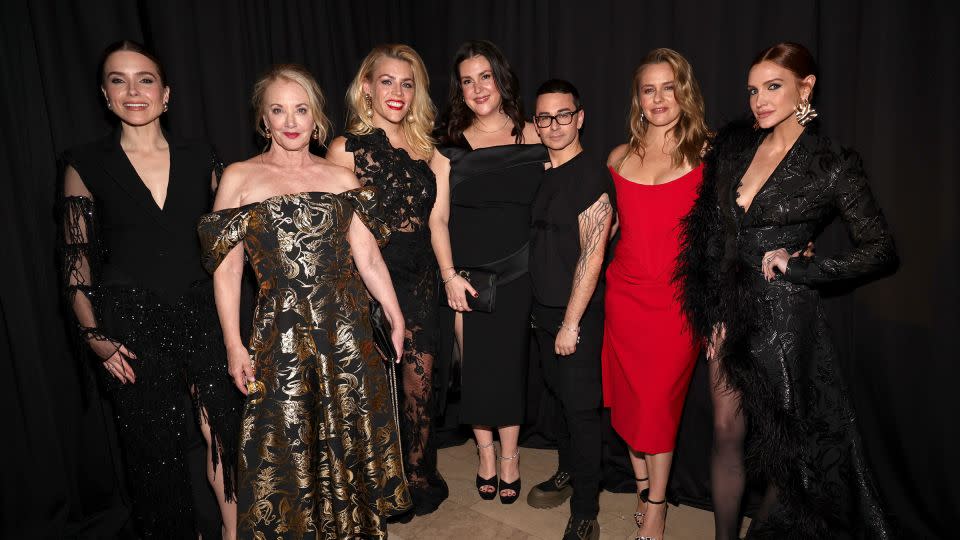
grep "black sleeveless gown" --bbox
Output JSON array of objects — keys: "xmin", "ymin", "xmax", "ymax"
[
  {"xmin": 60, "ymin": 130, "xmax": 242, "ymax": 537},
  {"xmin": 438, "ymin": 142, "xmax": 548, "ymax": 426}
]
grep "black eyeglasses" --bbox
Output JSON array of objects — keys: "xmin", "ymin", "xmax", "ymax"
[{"xmin": 534, "ymin": 108, "xmax": 581, "ymax": 128}]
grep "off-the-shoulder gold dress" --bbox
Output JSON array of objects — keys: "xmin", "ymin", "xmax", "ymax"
[{"xmin": 198, "ymin": 186, "xmax": 410, "ymax": 539}]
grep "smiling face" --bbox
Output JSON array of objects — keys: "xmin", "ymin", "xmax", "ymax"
[
  {"xmin": 748, "ymin": 60, "xmax": 815, "ymax": 129},
  {"xmin": 101, "ymin": 50, "xmax": 169, "ymax": 126},
  {"xmin": 458, "ymin": 55, "xmax": 502, "ymax": 117},
  {"xmin": 362, "ymin": 57, "xmax": 416, "ymax": 125},
  {"xmin": 261, "ymin": 79, "xmax": 316, "ymax": 151},
  {"xmin": 637, "ymin": 62, "xmax": 681, "ymax": 128}
]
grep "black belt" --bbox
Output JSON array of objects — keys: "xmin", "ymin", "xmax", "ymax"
[{"xmin": 466, "ymin": 242, "xmax": 529, "ymax": 286}]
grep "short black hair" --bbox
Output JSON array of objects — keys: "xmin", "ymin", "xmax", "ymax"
[{"xmin": 535, "ymin": 79, "xmax": 581, "ymax": 110}]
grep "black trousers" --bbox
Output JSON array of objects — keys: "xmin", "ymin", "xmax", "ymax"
[{"xmin": 531, "ymin": 303, "xmax": 604, "ymax": 519}]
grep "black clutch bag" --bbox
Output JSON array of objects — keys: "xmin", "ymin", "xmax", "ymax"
[
  {"xmin": 437, "ymin": 268, "xmax": 497, "ymax": 312},
  {"xmin": 369, "ymin": 300, "xmax": 397, "ymax": 362}
]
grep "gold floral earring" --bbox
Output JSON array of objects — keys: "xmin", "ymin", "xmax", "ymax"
[
  {"xmin": 795, "ymin": 97, "xmax": 818, "ymax": 126},
  {"xmin": 264, "ymin": 123, "xmax": 272, "ymax": 139},
  {"xmin": 312, "ymin": 125, "xmax": 320, "ymax": 140},
  {"xmin": 364, "ymin": 93, "xmax": 374, "ymax": 118}
]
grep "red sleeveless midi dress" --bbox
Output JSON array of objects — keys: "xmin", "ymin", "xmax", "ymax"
[{"xmin": 602, "ymin": 164, "xmax": 703, "ymax": 454}]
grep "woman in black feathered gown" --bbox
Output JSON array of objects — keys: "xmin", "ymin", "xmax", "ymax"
[{"xmin": 676, "ymin": 42, "xmax": 897, "ymax": 539}]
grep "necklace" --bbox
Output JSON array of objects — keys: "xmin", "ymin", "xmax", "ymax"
[{"xmin": 472, "ymin": 114, "xmax": 510, "ymax": 134}]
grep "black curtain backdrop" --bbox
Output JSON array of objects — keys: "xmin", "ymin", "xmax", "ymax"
[{"xmin": 1, "ymin": 1, "xmax": 956, "ymax": 537}]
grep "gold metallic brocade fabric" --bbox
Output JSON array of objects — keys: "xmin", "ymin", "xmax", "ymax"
[{"xmin": 198, "ymin": 187, "xmax": 409, "ymax": 539}]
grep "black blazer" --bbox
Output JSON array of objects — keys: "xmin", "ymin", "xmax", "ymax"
[{"xmin": 62, "ymin": 130, "xmax": 218, "ymax": 302}]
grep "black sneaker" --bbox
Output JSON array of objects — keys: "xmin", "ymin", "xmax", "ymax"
[
  {"xmin": 526, "ymin": 470, "xmax": 573, "ymax": 508},
  {"xmin": 562, "ymin": 516, "xmax": 599, "ymax": 540}
]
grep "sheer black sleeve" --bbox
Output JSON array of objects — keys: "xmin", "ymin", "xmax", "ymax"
[
  {"xmin": 59, "ymin": 194, "xmax": 123, "ymax": 358},
  {"xmin": 785, "ymin": 148, "xmax": 899, "ymax": 285}
]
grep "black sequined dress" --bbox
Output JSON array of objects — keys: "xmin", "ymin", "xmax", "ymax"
[
  {"xmin": 677, "ymin": 119, "xmax": 897, "ymax": 538},
  {"xmin": 59, "ymin": 131, "xmax": 243, "ymax": 537},
  {"xmin": 345, "ymin": 129, "xmax": 447, "ymax": 515}
]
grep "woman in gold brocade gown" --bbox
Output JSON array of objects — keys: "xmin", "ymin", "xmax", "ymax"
[{"xmin": 198, "ymin": 64, "xmax": 410, "ymax": 539}]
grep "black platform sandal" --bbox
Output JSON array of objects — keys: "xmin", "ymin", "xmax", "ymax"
[
  {"xmin": 497, "ymin": 448, "xmax": 521, "ymax": 504},
  {"xmin": 475, "ymin": 441, "xmax": 498, "ymax": 500}
]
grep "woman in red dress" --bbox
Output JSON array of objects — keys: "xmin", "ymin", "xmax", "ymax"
[{"xmin": 602, "ymin": 48, "xmax": 709, "ymax": 540}]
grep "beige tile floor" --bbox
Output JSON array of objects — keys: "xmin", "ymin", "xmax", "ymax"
[{"xmin": 389, "ymin": 441, "xmax": 748, "ymax": 539}]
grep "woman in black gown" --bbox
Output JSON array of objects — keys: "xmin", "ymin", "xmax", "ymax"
[
  {"xmin": 327, "ymin": 43, "xmax": 448, "ymax": 517},
  {"xmin": 677, "ymin": 42, "xmax": 896, "ymax": 538},
  {"xmin": 430, "ymin": 40, "xmax": 548, "ymax": 504},
  {"xmin": 60, "ymin": 41, "xmax": 242, "ymax": 538}
]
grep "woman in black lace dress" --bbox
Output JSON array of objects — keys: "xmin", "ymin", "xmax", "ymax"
[
  {"xmin": 677, "ymin": 42, "xmax": 896, "ymax": 538},
  {"xmin": 59, "ymin": 40, "xmax": 242, "ymax": 538},
  {"xmin": 327, "ymin": 44, "xmax": 448, "ymax": 517}
]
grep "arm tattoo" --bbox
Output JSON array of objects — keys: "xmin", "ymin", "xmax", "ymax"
[{"xmin": 573, "ymin": 194, "xmax": 612, "ymax": 290}]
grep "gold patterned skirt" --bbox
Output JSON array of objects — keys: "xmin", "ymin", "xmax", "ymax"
[{"xmin": 237, "ymin": 280, "xmax": 410, "ymax": 539}]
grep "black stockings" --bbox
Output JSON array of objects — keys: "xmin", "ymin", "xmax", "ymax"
[{"xmin": 709, "ymin": 358, "xmax": 746, "ymax": 540}]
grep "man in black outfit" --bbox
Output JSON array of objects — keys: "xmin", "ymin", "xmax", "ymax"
[{"xmin": 527, "ymin": 79, "xmax": 615, "ymax": 540}]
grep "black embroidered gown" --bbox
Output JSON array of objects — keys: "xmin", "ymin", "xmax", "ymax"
[
  {"xmin": 59, "ymin": 131, "xmax": 242, "ymax": 537},
  {"xmin": 677, "ymin": 119, "xmax": 897, "ymax": 538},
  {"xmin": 198, "ymin": 186, "xmax": 410, "ymax": 539},
  {"xmin": 345, "ymin": 129, "xmax": 447, "ymax": 514}
]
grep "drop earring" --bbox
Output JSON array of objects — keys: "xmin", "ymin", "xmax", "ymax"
[
  {"xmin": 364, "ymin": 93, "xmax": 373, "ymax": 118},
  {"xmin": 264, "ymin": 125, "xmax": 272, "ymax": 139},
  {"xmin": 312, "ymin": 125, "xmax": 320, "ymax": 140},
  {"xmin": 163, "ymin": 101, "xmax": 169, "ymax": 112},
  {"xmin": 794, "ymin": 98, "xmax": 818, "ymax": 126}
]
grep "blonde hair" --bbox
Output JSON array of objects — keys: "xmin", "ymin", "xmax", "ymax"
[
  {"xmin": 345, "ymin": 44, "xmax": 437, "ymax": 158},
  {"xmin": 618, "ymin": 48, "xmax": 709, "ymax": 171},
  {"xmin": 251, "ymin": 64, "xmax": 332, "ymax": 144}
]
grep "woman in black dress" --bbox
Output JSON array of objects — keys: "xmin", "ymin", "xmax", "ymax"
[
  {"xmin": 327, "ymin": 43, "xmax": 448, "ymax": 517},
  {"xmin": 677, "ymin": 42, "xmax": 896, "ymax": 538},
  {"xmin": 430, "ymin": 40, "xmax": 547, "ymax": 504},
  {"xmin": 60, "ymin": 41, "xmax": 242, "ymax": 538}
]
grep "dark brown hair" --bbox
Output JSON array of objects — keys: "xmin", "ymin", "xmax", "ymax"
[
  {"xmin": 751, "ymin": 42, "xmax": 818, "ymax": 80},
  {"xmin": 99, "ymin": 40, "xmax": 166, "ymax": 85},
  {"xmin": 443, "ymin": 40, "xmax": 525, "ymax": 145}
]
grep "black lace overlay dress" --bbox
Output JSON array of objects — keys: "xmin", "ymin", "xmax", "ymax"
[
  {"xmin": 58, "ymin": 131, "xmax": 243, "ymax": 537},
  {"xmin": 345, "ymin": 129, "xmax": 447, "ymax": 514},
  {"xmin": 677, "ymin": 119, "xmax": 897, "ymax": 538}
]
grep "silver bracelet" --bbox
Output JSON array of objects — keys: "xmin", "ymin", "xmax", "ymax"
[
  {"xmin": 558, "ymin": 322, "xmax": 580, "ymax": 335},
  {"xmin": 441, "ymin": 270, "xmax": 459, "ymax": 284}
]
